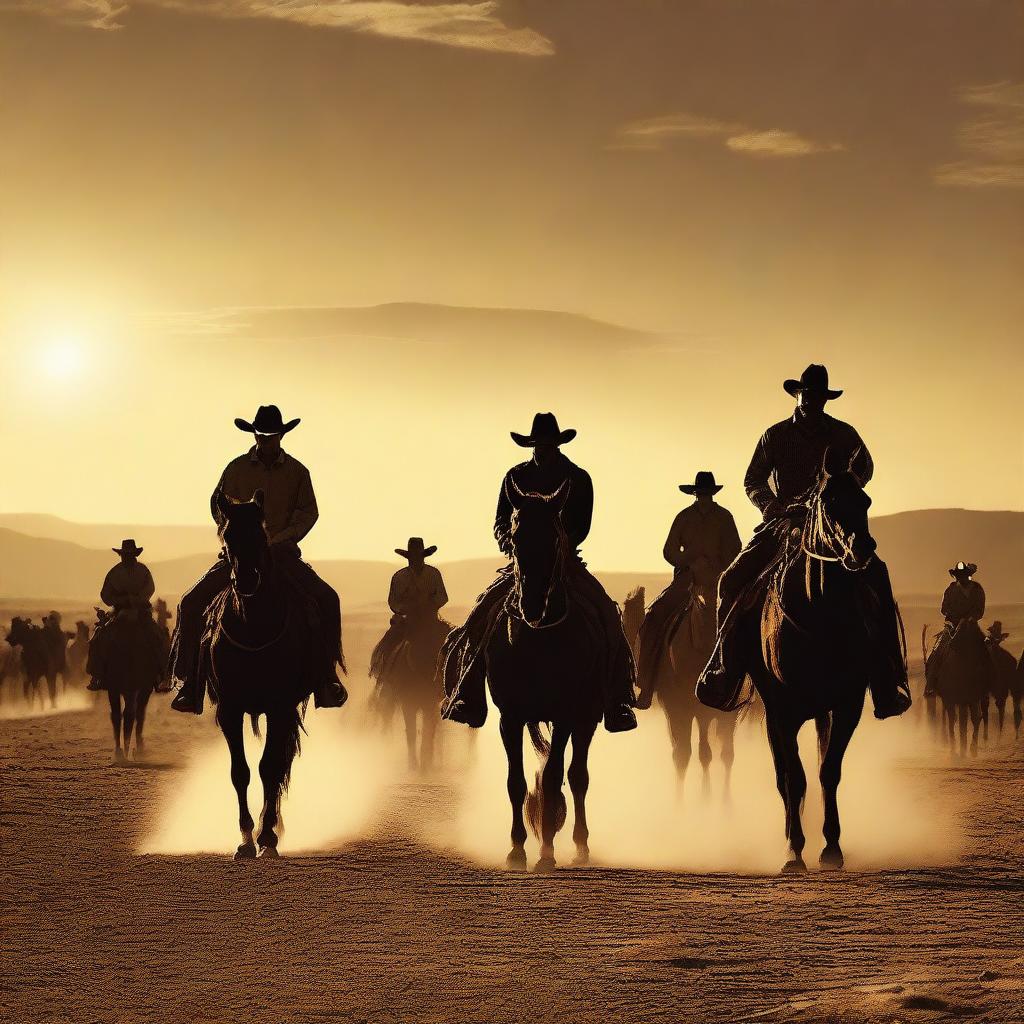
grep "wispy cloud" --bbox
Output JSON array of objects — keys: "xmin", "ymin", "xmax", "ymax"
[
  {"xmin": 0, "ymin": 0, "xmax": 127, "ymax": 30},
  {"xmin": 2, "ymin": 0, "xmax": 554, "ymax": 57},
  {"xmin": 934, "ymin": 81, "xmax": 1024, "ymax": 189},
  {"xmin": 613, "ymin": 112, "xmax": 843, "ymax": 159}
]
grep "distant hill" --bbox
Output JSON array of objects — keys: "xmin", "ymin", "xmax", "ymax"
[{"xmin": 1, "ymin": 508, "xmax": 1021, "ymax": 605}]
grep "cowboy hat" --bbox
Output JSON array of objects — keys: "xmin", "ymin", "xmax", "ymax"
[
  {"xmin": 396, "ymin": 537, "xmax": 438, "ymax": 560},
  {"xmin": 234, "ymin": 404, "xmax": 301, "ymax": 435},
  {"xmin": 680, "ymin": 470, "xmax": 723, "ymax": 496},
  {"xmin": 986, "ymin": 621, "xmax": 1009, "ymax": 641},
  {"xmin": 783, "ymin": 364, "xmax": 843, "ymax": 400},
  {"xmin": 113, "ymin": 539, "xmax": 144, "ymax": 556},
  {"xmin": 949, "ymin": 560, "xmax": 978, "ymax": 579},
  {"xmin": 511, "ymin": 412, "xmax": 577, "ymax": 448}
]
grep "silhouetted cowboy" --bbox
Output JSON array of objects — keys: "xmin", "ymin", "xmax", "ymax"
[
  {"xmin": 698, "ymin": 365, "xmax": 911, "ymax": 718},
  {"xmin": 41, "ymin": 610, "xmax": 72, "ymax": 681},
  {"xmin": 635, "ymin": 472, "xmax": 741, "ymax": 708},
  {"xmin": 87, "ymin": 540, "xmax": 164, "ymax": 691},
  {"xmin": 370, "ymin": 538, "xmax": 449, "ymax": 681},
  {"xmin": 169, "ymin": 405, "xmax": 347, "ymax": 713},
  {"xmin": 925, "ymin": 561, "xmax": 986, "ymax": 694},
  {"xmin": 441, "ymin": 413, "xmax": 637, "ymax": 732}
]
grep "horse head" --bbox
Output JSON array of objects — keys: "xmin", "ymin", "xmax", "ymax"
[
  {"xmin": 6, "ymin": 617, "xmax": 32, "ymax": 647},
  {"xmin": 216, "ymin": 488, "xmax": 271, "ymax": 598},
  {"xmin": 505, "ymin": 477, "xmax": 570, "ymax": 628},
  {"xmin": 803, "ymin": 447, "xmax": 876, "ymax": 572}
]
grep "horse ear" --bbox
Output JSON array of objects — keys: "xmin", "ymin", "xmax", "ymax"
[{"xmin": 251, "ymin": 488, "xmax": 265, "ymax": 510}]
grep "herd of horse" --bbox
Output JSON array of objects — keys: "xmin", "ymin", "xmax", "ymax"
[{"xmin": 3, "ymin": 458, "xmax": 1023, "ymax": 870}]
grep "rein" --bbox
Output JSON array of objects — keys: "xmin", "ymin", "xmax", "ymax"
[
  {"xmin": 219, "ymin": 607, "xmax": 291, "ymax": 652},
  {"xmin": 512, "ymin": 512, "xmax": 570, "ymax": 631}
]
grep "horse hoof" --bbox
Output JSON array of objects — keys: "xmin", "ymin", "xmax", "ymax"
[
  {"xmin": 234, "ymin": 842, "xmax": 257, "ymax": 861},
  {"xmin": 572, "ymin": 848, "xmax": 590, "ymax": 867},
  {"xmin": 819, "ymin": 847, "xmax": 845, "ymax": 871},
  {"xmin": 533, "ymin": 856, "xmax": 557, "ymax": 874},
  {"xmin": 506, "ymin": 848, "xmax": 528, "ymax": 871},
  {"xmin": 781, "ymin": 858, "xmax": 807, "ymax": 875},
  {"xmin": 257, "ymin": 845, "xmax": 280, "ymax": 859}
]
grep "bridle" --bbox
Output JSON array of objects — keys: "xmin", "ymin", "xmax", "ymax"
[
  {"xmin": 509, "ymin": 488, "xmax": 570, "ymax": 631},
  {"xmin": 800, "ymin": 481, "xmax": 874, "ymax": 574}
]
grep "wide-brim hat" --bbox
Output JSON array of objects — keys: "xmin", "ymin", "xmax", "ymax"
[
  {"xmin": 113, "ymin": 538, "xmax": 144, "ymax": 556},
  {"xmin": 396, "ymin": 537, "xmax": 437, "ymax": 560},
  {"xmin": 511, "ymin": 412, "xmax": 577, "ymax": 448},
  {"xmin": 235, "ymin": 404, "xmax": 301, "ymax": 436},
  {"xmin": 949, "ymin": 560, "xmax": 978, "ymax": 578},
  {"xmin": 783, "ymin": 364, "xmax": 843, "ymax": 400},
  {"xmin": 680, "ymin": 470, "xmax": 723, "ymax": 496},
  {"xmin": 987, "ymin": 621, "xmax": 1009, "ymax": 641}
]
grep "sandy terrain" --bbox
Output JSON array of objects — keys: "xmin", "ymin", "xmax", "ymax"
[{"xmin": 2, "ymin": 638, "xmax": 1023, "ymax": 1024}]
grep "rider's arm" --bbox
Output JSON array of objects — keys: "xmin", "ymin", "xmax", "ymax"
[
  {"xmin": 388, "ymin": 573, "xmax": 405, "ymax": 615},
  {"xmin": 744, "ymin": 432, "xmax": 776, "ymax": 515},
  {"xmin": 99, "ymin": 570, "xmax": 118, "ymax": 609},
  {"xmin": 662, "ymin": 513, "xmax": 687, "ymax": 570},
  {"xmin": 210, "ymin": 465, "xmax": 232, "ymax": 527},
  {"xmin": 433, "ymin": 571, "xmax": 449, "ymax": 610},
  {"xmin": 565, "ymin": 468, "xmax": 594, "ymax": 549},
  {"xmin": 719, "ymin": 512, "xmax": 743, "ymax": 571},
  {"xmin": 973, "ymin": 585, "xmax": 986, "ymax": 620},
  {"xmin": 494, "ymin": 473, "xmax": 515, "ymax": 555},
  {"xmin": 848, "ymin": 433, "xmax": 874, "ymax": 487},
  {"xmin": 272, "ymin": 467, "xmax": 319, "ymax": 545},
  {"xmin": 137, "ymin": 566, "xmax": 156, "ymax": 608}
]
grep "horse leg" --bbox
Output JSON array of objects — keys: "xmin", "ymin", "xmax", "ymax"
[
  {"xmin": 766, "ymin": 713, "xmax": 807, "ymax": 873},
  {"xmin": 1013, "ymin": 696, "xmax": 1022, "ymax": 740},
  {"xmin": 718, "ymin": 712, "xmax": 737, "ymax": 805},
  {"xmin": 402, "ymin": 702, "xmax": 418, "ymax": 773},
  {"xmin": 257, "ymin": 711, "xmax": 295, "ymax": 857},
  {"xmin": 122, "ymin": 691, "xmax": 138, "ymax": 759},
  {"xmin": 220, "ymin": 708, "xmax": 255, "ymax": 859},
  {"xmin": 421, "ymin": 701, "xmax": 438, "ymax": 774},
  {"xmin": 535, "ymin": 723, "xmax": 570, "ymax": 873},
  {"xmin": 47, "ymin": 672, "xmax": 58, "ymax": 709},
  {"xmin": 134, "ymin": 690, "xmax": 151, "ymax": 759},
  {"xmin": 696, "ymin": 714, "xmax": 713, "ymax": 798},
  {"xmin": 958, "ymin": 705, "xmax": 968, "ymax": 757},
  {"xmin": 970, "ymin": 702, "xmax": 981, "ymax": 756},
  {"xmin": 996, "ymin": 699, "xmax": 1006, "ymax": 737},
  {"xmin": 819, "ymin": 703, "xmax": 862, "ymax": 870},
  {"xmin": 665, "ymin": 706, "xmax": 693, "ymax": 791},
  {"xmin": 981, "ymin": 699, "xmax": 989, "ymax": 743},
  {"xmin": 567, "ymin": 723, "xmax": 596, "ymax": 865},
  {"xmin": 108, "ymin": 691, "xmax": 124, "ymax": 763},
  {"xmin": 499, "ymin": 716, "xmax": 528, "ymax": 869}
]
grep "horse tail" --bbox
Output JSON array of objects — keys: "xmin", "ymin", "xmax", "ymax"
[
  {"xmin": 815, "ymin": 713, "xmax": 832, "ymax": 766},
  {"xmin": 527, "ymin": 721, "xmax": 551, "ymax": 758},
  {"xmin": 250, "ymin": 713, "xmax": 261, "ymax": 739},
  {"xmin": 280, "ymin": 706, "xmax": 303, "ymax": 791}
]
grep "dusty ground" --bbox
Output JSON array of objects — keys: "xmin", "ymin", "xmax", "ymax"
[{"xmin": 2, "ymin": 677, "xmax": 1023, "ymax": 1024}]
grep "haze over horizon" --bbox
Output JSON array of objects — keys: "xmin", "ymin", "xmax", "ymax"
[{"xmin": 2, "ymin": 1, "xmax": 1022, "ymax": 570}]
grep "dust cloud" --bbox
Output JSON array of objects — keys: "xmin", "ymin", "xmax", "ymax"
[
  {"xmin": 0, "ymin": 688, "xmax": 94, "ymax": 720},
  {"xmin": 143, "ymin": 694, "xmax": 963, "ymax": 872}
]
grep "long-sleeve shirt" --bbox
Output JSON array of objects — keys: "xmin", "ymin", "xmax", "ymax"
[
  {"xmin": 744, "ymin": 413, "xmax": 873, "ymax": 516},
  {"xmin": 663, "ymin": 502, "xmax": 743, "ymax": 585},
  {"xmin": 212, "ymin": 447, "xmax": 318, "ymax": 544},
  {"xmin": 941, "ymin": 580, "xmax": 985, "ymax": 623},
  {"xmin": 388, "ymin": 565, "xmax": 449, "ymax": 616},
  {"xmin": 100, "ymin": 561, "xmax": 156, "ymax": 611},
  {"xmin": 494, "ymin": 453, "xmax": 594, "ymax": 556}
]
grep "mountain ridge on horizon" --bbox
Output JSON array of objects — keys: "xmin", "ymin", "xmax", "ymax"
[{"xmin": 2, "ymin": 507, "xmax": 1021, "ymax": 606}]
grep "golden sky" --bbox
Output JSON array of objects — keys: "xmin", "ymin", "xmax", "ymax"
[{"xmin": 1, "ymin": 0, "xmax": 1022, "ymax": 570}]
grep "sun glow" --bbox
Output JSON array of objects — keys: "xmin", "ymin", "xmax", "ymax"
[{"xmin": 37, "ymin": 331, "xmax": 87, "ymax": 380}]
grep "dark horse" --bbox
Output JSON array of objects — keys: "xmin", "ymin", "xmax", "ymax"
[
  {"xmin": 202, "ymin": 490, "xmax": 343, "ymax": 860},
  {"xmin": 927, "ymin": 624, "xmax": 990, "ymax": 757},
  {"xmin": 103, "ymin": 612, "xmax": 165, "ymax": 762},
  {"xmin": 484, "ymin": 479, "xmax": 610, "ymax": 872},
  {"xmin": 6, "ymin": 618, "xmax": 58, "ymax": 708},
  {"xmin": 733, "ymin": 450, "xmax": 902, "ymax": 873},
  {"xmin": 370, "ymin": 614, "xmax": 450, "ymax": 772}
]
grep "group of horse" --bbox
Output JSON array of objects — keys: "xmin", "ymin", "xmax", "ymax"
[
  {"xmin": 1, "ymin": 617, "xmax": 90, "ymax": 707},
  {"xmin": 923, "ymin": 622, "xmax": 1024, "ymax": 757}
]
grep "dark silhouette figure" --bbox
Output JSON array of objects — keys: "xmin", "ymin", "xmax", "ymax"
[
  {"xmin": 456, "ymin": 478, "xmax": 629, "ymax": 871},
  {"xmin": 41, "ymin": 611, "xmax": 72, "ymax": 694},
  {"xmin": 441, "ymin": 413, "xmax": 637, "ymax": 734},
  {"xmin": 152, "ymin": 598, "xmax": 173, "ymax": 693},
  {"xmin": 169, "ymin": 405, "xmax": 346, "ymax": 713},
  {"xmin": 983, "ymin": 622, "xmax": 1015, "ymax": 739},
  {"xmin": 6, "ymin": 618, "xmax": 58, "ymax": 708},
  {"xmin": 102, "ymin": 610, "xmax": 165, "ymax": 763},
  {"xmin": 633, "ymin": 472, "xmax": 742, "ymax": 792},
  {"xmin": 698, "ymin": 364, "xmax": 911, "ymax": 721},
  {"xmin": 66, "ymin": 621, "xmax": 90, "ymax": 685},
  {"xmin": 193, "ymin": 491, "xmax": 345, "ymax": 858},
  {"xmin": 87, "ymin": 540, "xmax": 164, "ymax": 692},
  {"xmin": 369, "ymin": 538, "xmax": 452, "ymax": 772},
  {"xmin": 1013, "ymin": 650, "xmax": 1024, "ymax": 740},
  {"xmin": 722, "ymin": 447, "xmax": 903, "ymax": 872},
  {"xmin": 925, "ymin": 561, "xmax": 991, "ymax": 756}
]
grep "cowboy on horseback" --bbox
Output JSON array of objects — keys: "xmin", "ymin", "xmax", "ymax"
[
  {"xmin": 635, "ymin": 471, "xmax": 741, "ymax": 709},
  {"xmin": 440, "ymin": 412, "xmax": 637, "ymax": 733},
  {"xmin": 87, "ymin": 540, "xmax": 165, "ymax": 692},
  {"xmin": 698, "ymin": 364, "xmax": 911, "ymax": 719},
  {"xmin": 370, "ymin": 537, "xmax": 450, "ymax": 681},
  {"xmin": 169, "ymin": 405, "xmax": 347, "ymax": 713},
  {"xmin": 925, "ymin": 561, "xmax": 986, "ymax": 695}
]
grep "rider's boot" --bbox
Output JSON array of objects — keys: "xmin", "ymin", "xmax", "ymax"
[
  {"xmin": 603, "ymin": 703, "xmax": 637, "ymax": 733},
  {"xmin": 86, "ymin": 676, "xmax": 105, "ymax": 692},
  {"xmin": 441, "ymin": 671, "xmax": 487, "ymax": 727},
  {"xmin": 314, "ymin": 672, "xmax": 348, "ymax": 709},
  {"xmin": 170, "ymin": 678, "xmax": 203, "ymax": 715}
]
